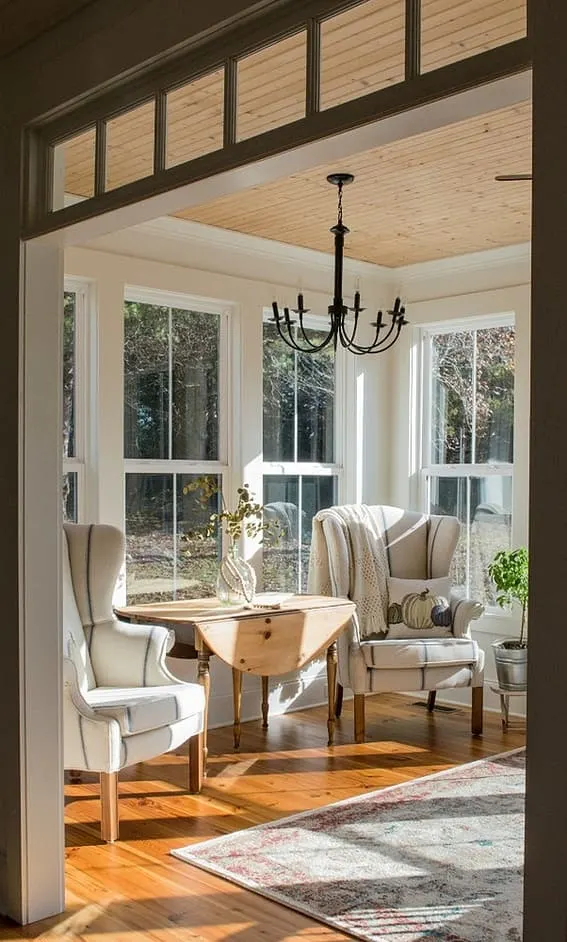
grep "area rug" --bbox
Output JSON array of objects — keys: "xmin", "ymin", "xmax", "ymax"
[{"xmin": 172, "ymin": 748, "xmax": 525, "ymax": 942}]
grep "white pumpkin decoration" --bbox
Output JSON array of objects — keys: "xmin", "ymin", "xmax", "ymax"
[{"xmin": 400, "ymin": 588, "xmax": 445, "ymax": 630}]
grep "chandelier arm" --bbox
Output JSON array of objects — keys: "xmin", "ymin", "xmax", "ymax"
[
  {"xmin": 364, "ymin": 324, "xmax": 404, "ymax": 354},
  {"xmin": 340, "ymin": 320, "xmax": 402, "ymax": 355},
  {"xmin": 273, "ymin": 309, "xmax": 336, "ymax": 354},
  {"xmin": 336, "ymin": 310, "xmax": 360, "ymax": 348},
  {"xmin": 338, "ymin": 311, "xmax": 394, "ymax": 353},
  {"xmin": 296, "ymin": 312, "xmax": 335, "ymax": 351}
]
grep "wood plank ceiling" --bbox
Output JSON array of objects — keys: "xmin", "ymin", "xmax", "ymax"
[
  {"xmin": 180, "ymin": 101, "xmax": 532, "ymax": 267},
  {"xmin": 59, "ymin": 0, "xmax": 529, "ymax": 266}
]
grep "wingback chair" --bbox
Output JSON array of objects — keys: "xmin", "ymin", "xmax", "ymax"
[
  {"xmin": 63, "ymin": 523, "xmax": 206, "ymax": 841},
  {"xmin": 308, "ymin": 505, "xmax": 485, "ymax": 743}
]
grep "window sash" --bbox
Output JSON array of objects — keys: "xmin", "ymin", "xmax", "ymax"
[
  {"xmin": 124, "ymin": 286, "xmax": 230, "ymax": 464},
  {"xmin": 417, "ymin": 316, "xmax": 516, "ymax": 606}
]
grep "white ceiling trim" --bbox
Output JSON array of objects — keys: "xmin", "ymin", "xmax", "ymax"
[
  {"xmin": 94, "ymin": 211, "xmax": 531, "ymax": 287},
  {"xmin": 400, "ymin": 241, "xmax": 531, "ymax": 282},
  {"xmin": 123, "ymin": 214, "xmax": 391, "ymax": 278}
]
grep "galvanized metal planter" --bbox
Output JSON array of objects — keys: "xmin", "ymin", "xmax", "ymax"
[{"xmin": 492, "ymin": 639, "xmax": 528, "ymax": 691}]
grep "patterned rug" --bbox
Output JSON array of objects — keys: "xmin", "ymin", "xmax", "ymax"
[{"xmin": 173, "ymin": 749, "xmax": 525, "ymax": 942}]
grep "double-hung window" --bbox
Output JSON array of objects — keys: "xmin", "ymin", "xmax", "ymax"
[
  {"xmin": 63, "ymin": 280, "xmax": 89, "ymax": 521},
  {"xmin": 123, "ymin": 289, "xmax": 228, "ymax": 603},
  {"xmin": 262, "ymin": 318, "xmax": 342, "ymax": 592},
  {"xmin": 419, "ymin": 316, "xmax": 515, "ymax": 606}
]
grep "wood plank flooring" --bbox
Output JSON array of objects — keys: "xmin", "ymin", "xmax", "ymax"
[{"xmin": 0, "ymin": 694, "xmax": 524, "ymax": 941}]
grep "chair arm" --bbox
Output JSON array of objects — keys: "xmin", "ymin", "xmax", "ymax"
[
  {"xmin": 63, "ymin": 659, "xmax": 122, "ymax": 773},
  {"xmin": 88, "ymin": 617, "xmax": 178, "ymax": 688},
  {"xmin": 450, "ymin": 592, "xmax": 484, "ymax": 638}
]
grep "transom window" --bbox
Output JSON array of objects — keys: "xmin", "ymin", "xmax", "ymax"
[
  {"xmin": 420, "ymin": 317, "xmax": 515, "ymax": 605},
  {"xmin": 123, "ymin": 289, "xmax": 228, "ymax": 603},
  {"xmin": 262, "ymin": 319, "xmax": 341, "ymax": 592}
]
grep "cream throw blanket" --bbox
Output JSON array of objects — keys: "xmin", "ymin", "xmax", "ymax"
[{"xmin": 308, "ymin": 504, "xmax": 390, "ymax": 639}]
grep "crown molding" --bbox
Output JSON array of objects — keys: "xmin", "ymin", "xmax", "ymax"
[
  {"xmin": 82, "ymin": 207, "xmax": 532, "ymax": 290},
  {"xmin": 122, "ymin": 214, "xmax": 392, "ymax": 280},
  {"xmin": 398, "ymin": 241, "xmax": 531, "ymax": 284}
]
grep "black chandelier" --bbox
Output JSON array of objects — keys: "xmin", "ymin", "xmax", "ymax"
[{"xmin": 270, "ymin": 172, "xmax": 408, "ymax": 355}]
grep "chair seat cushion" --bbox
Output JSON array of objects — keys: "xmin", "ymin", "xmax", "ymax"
[
  {"xmin": 360, "ymin": 637, "xmax": 479, "ymax": 670},
  {"xmin": 86, "ymin": 683, "xmax": 205, "ymax": 736}
]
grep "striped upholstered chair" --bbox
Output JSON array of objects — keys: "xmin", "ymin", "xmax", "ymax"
[
  {"xmin": 308, "ymin": 505, "xmax": 485, "ymax": 743},
  {"xmin": 63, "ymin": 523, "xmax": 205, "ymax": 841}
]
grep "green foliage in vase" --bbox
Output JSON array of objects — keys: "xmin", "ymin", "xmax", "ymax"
[
  {"xmin": 488, "ymin": 547, "xmax": 529, "ymax": 646},
  {"xmin": 183, "ymin": 475, "xmax": 279, "ymax": 544}
]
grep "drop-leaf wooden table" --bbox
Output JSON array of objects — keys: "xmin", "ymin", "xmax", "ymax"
[{"xmin": 115, "ymin": 594, "xmax": 355, "ymax": 774}]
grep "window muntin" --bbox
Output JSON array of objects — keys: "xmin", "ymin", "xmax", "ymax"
[
  {"xmin": 262, "ymin": 319, "xmax": 341, "ymax": 593},
  {"xmin": 421, "ymin": 318, "xmax": 515, "ymax": 606},
  {"xmin": 123, "ymin": 290, "xmax": 228, "ymax": 603}
]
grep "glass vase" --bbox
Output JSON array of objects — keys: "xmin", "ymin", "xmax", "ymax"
[{"xmin": 216, "ymin": 539, "xmax": 256, "ymax": 605}]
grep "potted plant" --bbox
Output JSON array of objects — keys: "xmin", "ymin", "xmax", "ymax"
[
  {"xmin": 183, "ymin": 476, "xmax": 278, "ymax": 604},
  {"xmin": 487, "ymin": 547, "xmax": 528, "ymax": 691}
]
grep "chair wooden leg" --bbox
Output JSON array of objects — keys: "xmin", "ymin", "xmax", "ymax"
[
  {"xmin": 427, "ymin": 690, "xmax": 437, "ymax": 712},
  {"xmin": 189, "ymin": 732, "xmax": 204, "ymax": 794},
  {"xmin": 471, "ymin": 686, "xmax": 484, "ymax": 736},
  {"xmin": 354, "ymin": 694, "xmax": 365, "ymax": 743},
  {"xmin": 100, "ymin": 772, "xmax": 119, "ymax": 843},
  {"xmin": 335, "ymin": 682, "xmax": 344, "ymax": 718}
]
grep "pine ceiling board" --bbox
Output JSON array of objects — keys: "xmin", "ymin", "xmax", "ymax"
[{"xmin": 175, "ymin": 102, "xmax": 531, "ymax": 267}]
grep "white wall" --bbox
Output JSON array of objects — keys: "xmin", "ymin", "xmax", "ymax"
[
  {"xmin": 392, "ymin": 244, "xmax": 531, "ymax": 715},
  {"xmin": 65, "ymin": 219, "xmax": 394, "ymax": 729}
]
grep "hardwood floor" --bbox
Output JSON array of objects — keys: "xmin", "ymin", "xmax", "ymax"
[{"xmin": 1, "ymin": 694, "xmax": 524, "ymax": 941}]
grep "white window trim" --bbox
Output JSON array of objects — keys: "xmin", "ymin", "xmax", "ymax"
[{"xmin": 414, "ymin": 313, "xmax": 515, "ymax": 604}]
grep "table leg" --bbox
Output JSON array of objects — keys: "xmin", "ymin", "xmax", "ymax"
[
  {"xmin": 197, "ymin": 648, "xmax": 211, "ymax": 774},
  {"xmin": 326, "ymin": 641, "xmax": 338, "ymax": 746},
  {"xmin": 500, "ymin": 692, "xmax": 510, "ymax": 731},
  {"xmin": 232, "ymin": 668, "xmax": 243, "ymax": 750},
  {"xmin": 261, "ymin": 676, "xmax": 269, "ymax": 729}
]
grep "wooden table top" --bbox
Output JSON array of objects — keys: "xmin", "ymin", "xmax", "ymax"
[{"xmin": 115, "ymin": 593, "xmax": 354, "ymax": 627}]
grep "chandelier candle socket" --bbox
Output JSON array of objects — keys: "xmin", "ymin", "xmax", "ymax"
[{"xmin": 270, "ymin": 173, "xmax": 408, "ymax": 355}]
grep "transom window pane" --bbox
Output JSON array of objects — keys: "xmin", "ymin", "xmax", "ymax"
[
  {"xmin": 125, "ymin": 472, "xmax": 221, "ymax": 604},
  {"xmin": 124, "ymin": 299, "xmax": 220, "ymax": 460},
  {"xmin": 263, "ymin": 322, "xmax": 335, "ymax": 462}
]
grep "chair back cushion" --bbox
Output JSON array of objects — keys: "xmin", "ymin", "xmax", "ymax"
[
  {"xmin": 63, "ymin": 524, "xmax": 125, "ymax": 691},
  {"xmin": 63, "ymin": 530, "xmax": 96, "ymax": 692},
  {"xmin": 63, "ymin": 523, "xmax": 125, "ymax": 625},
  {"xmin": 370, "ymin": 506, "xmax": 459, "ymax": 579}
]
